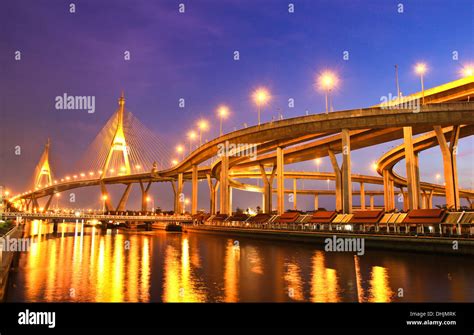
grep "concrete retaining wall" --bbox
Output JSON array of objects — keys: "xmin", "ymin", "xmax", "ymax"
[
  {"xmin": 0, "ymin": 225, "xmax": 21, "ymax": 301},
  {"xmin": 186, "ymin": 226, "xmax": 474, "ymax": 256}
]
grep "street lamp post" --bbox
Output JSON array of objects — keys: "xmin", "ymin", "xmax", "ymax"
[
  {"xmin": 415, "ymin": 63, "xmax": 427, "ymax": 105},
  {"xmin": 217, "ymin": 105, "xmax": 229, "ymax": 136},
  {"xmin": 176, "ymin": 145, "xmax": 184, "ymax": 160},
  {"xmin": 187, "ymin": 130, "xmax": 197, "ymax": 153},
  {"xmin": 252, "ymin": 88, "xmax": 270, "ymax": 126},
  {"xmin": 318, "ymin": 71, "xmax": 338, "ymax": 114},
  {"xmin": 198, "ymin": 120, "xmax": 208, "ymax": 146}
]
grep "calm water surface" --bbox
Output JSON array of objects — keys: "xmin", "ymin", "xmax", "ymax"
[{"xmin": 5, "ymin": 220, "xmax": 474, "ymax": 302}]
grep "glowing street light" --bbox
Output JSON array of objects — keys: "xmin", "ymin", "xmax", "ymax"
[
  {"xmin": 414, "ymin": 63, "xmax": 427, "ymax": 104},
  {"xmin": 314, "ymin": 158, "xmax": 321, "ymax": 172},
  {"xmin": 217, "ymin": 105, "xmax": 229, "ymax": 136},
  {"xmin": 435, "ymin": 173, "xmax": 441, "ymax": 183},
  {"xmin": 187, "ymin": 130, "xmax": 197, "ymax": 153},
  {"xmin": 176, "ymin": 144, "xmax": 185, "ymax": 160},
  {"xmin": 461, "ymin": 65, "xmax": 474, "ymax": 77},
  {"xmin": 372, "ymin": 162, "xmax": 378, "ymax": 171},
  {"xmin": 146, "ymin": 196, "xmax": 155, "ymax": 213},
  {"xmin": 101, "ymin": 194, "xmax": 108, "ymax": 214},
  {"xmin": 183, "ymin": 198, "xmax": 190, "ymax": 214},
  {"xmin": 252, "ymin": 88, "xmax": 270, "ymax": 126},
  {"xmin": 171, "ymin": 159, "xmax": 178, "ymax": 166},
  {"xmin": 318, "ymin": 71, "xmax": 338, "ymax": 114},
  {"xmin": 198, "ymin": 119, "xmax": 209, "ymax": 146}
]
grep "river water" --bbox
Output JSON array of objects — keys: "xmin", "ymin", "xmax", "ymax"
[{"xmin": 5, "ymin": 220, "xmax": 474, "ymax": 302}]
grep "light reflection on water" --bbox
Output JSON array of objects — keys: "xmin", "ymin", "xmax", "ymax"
[{"xmin": 6, "ymin": 220, "xmax": 474, "ymax": 302}]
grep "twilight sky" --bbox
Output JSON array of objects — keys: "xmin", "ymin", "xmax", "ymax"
[{"xmin": 1, "ymin": 0, "xmax": 473, "ymax": 211}]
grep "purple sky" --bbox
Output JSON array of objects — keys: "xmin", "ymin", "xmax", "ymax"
[{"xmin": 1, "ymin": 0, "xmax": 473, "ymax": 211}]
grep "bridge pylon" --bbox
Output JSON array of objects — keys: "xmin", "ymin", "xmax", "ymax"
[
  {"xmin": 33, "ymin": 138, "xmax": 53, "ymax": 189},
  {"xmin": 101, "ymin": 92, "xmax": 131, "ymax": 179}
]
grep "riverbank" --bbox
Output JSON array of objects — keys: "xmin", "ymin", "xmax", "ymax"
[
  {"xmin": 185, "ymin": 225, "xmax": 474, "ymax": 256},
  {"xmin": 0, "ymin": 224, "xmax": 21, "ymax": 301}
]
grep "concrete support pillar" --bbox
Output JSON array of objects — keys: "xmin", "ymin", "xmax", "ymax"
[
  {"xmin": 206, "ymin": 175, "xmax": 219, "ymax": 215},
  {"xmin": 292, "ymin": 179, "xmax": 297, "ymax": 210},
  {"xmin": 369, "ymin": 195, "xmax": 374, "ymax": 210},
  {"xmin": 178, "ymin": 173, "xmax": 184, "ymax": 214},
  {"xmin": 414, "ymin": 153, "xmax": 422, "ymax": 206},
  {"xmin": 314, "ymin": 194, "xmax": 319, "ymax": 211},
  {"xmin": 466, "ymin": 198, "xmax": 473, "ymax": 209},
  {"xmin": 139, "ymin": 181, "xmax": 152, "ymax": 212},
  {"xmin": 276, "ymin": 147, "xmax": 285, "ymax": 215},
  {"xmin": 34, "ymin": 196, "xmax": 40, "ymax": 210},
  {"xmin": 399, "ymin": 187, "xmax": 408, "ymax": 211},
  {"xmin": 228, "ymin": 187, "xmax": 233, "ymax": 214},
  {"xmin": 328, "ymin": 150, "xmax": 342, "ymax": 211},
  {"xmin": 219, "ymin": 155, "xmax": 230, "ymax": 214},
  {"xmin": 116, "ymin": 183, "xmax": 132, "ymax": 211},
  {"xmin": 390, "ymin": 179, "xmax": 395, "ymax": 210},
  {"xmin": 191, "ymin": 164, "xmax": 198, "ymax": 215},
  {"xmin": 434, "ymin": 126, "xmax": 460, "ymax": 210},
  {"xmin": 100, "ymin": 183, "xmax": 112, "ymax": 211},
  {"xmin": 383, "ymin": 170, "xmax": 394, "ymax": 211},
  {"xmin": 43, "ymin": 194, "xmax": 54, "ymax": 211},
  {"xmin": 403, "ymin": 126, "xmax": 419, "ymax": 210},
  {"xmin": 259, "ymin": 164, "xmax": 276, "ymax": 214},
  {"xmin": 172, "ymin": 173, "xmax": 184, "ymax": 214},
  {"xmin": 341, "ymin": 129, "xmax": 352, "ymax": 214},
  {"xmin": 360, "ymin": 182, "xmax": 365, "ymax": 210},
  {"xmin": 420, "ymin": 192, "xmax": 427, "ymax": 209},
  {"xmin": 428, "ymin": 190, "xmax": 434, "ymax": 209}
]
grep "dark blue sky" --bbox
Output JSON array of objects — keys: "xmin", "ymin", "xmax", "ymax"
[{"xmin": 1, "ymin": 0, "xmax": 473, "ymax": 210}]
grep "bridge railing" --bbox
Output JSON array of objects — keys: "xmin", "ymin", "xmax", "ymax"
[{"xmin": 2, "ymin": 212, "xmax": 192, "ymax": 222}]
